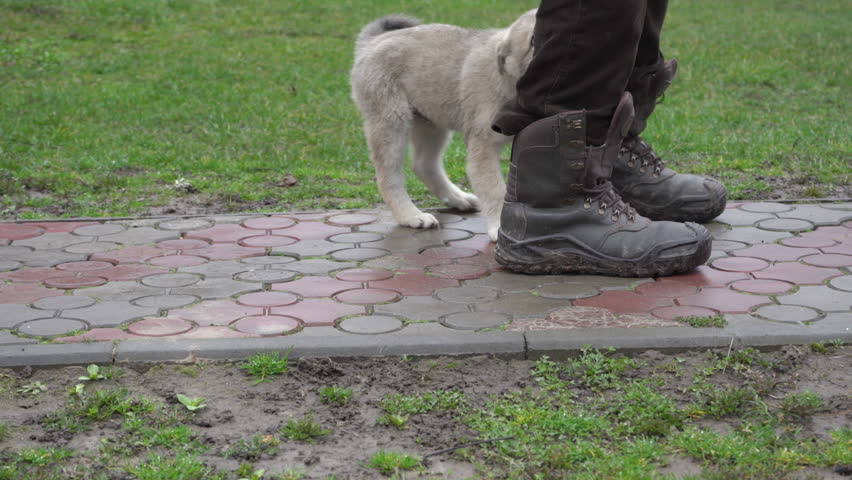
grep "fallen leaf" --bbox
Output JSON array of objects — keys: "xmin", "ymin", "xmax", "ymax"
[{"xmin": 277, "ymin": 173, "xmax": 298, "ymax": 187}]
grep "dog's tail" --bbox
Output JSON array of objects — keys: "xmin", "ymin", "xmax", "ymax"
[{"xmin": 356, "ymin": 15, "xmax": 421, "ymax": 52}]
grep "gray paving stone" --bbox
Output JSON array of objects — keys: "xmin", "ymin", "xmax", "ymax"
[
  {"xmin": 241, "ymin": 255, "xmax": 297, "ymax": 266},
  {"xmin": 821, "ymin": 202, "xmax": 852, "ymax": 211},
  {"xmin": 0, "ymin": 246, "xmax": 33, "ymax": 260},
  {"xmin": 375, "ymin": 296, "xmax": 467, "ymax": 322},
  {"xmin": 778, "ymin": 286, "xmax": 852, "ymax": 312},
  {"xmin": 478, "ymin": 292, "xmax": 569, "ymax": 318},
  {"xmin": 330, "ymin": 248, "xmax": 389, "ymax": 262},
  {"xmin": 281, "ymin": 259, "xmax": 356, "ymax": 275},
  {"xmin": 713, "ymin": 227, "xmax": 793, "ymax": 245},
  {"xmin": 17, "ymin": 318, "xmax": 88, "ymax": 337},
  {"xmin": 0, "ymin": 330, "xmax": 38, "ymax": 345},
  {"xmin": 535, "ymin": 282, "xmax": 600, "ymax": 300},
  {"xmin": 466, "ymin": 271, "xmax": 554, "ymax": 293},
  {"xmin": 64, "ymin": 302, "xmax": 159, "ymax": 328},
  {"xmin": 714, "ymin": 209, "xmax": 775, "ymax": 226},
  {"xmin": 435, "ymin": 286, "xmax": 500, "ymax": 304},
  {"xmin": 752, "ymin": 305, "xmax": 824, "ymax": 324},
  {"xmin": 119, "ymin": 219, "xmax": 162, "ymax": 228},
  {"xmin": 0, "ymin": 260, "xmax": 21, "ymax": 272},
  {"xmin": 779, "ymin": 204, "xmax": 852, "ymax": 226},
  {"xmin": 172, "ymin": 278, "xmax": 255, "ymax": 299},
  {"xmin": 705, "ymin": 222, "xmax": 732, "ymax": 237},
  {"xmin": 99, "ymin": 227, "xmax": 178, "ymax": 246},
  {"xmin": 64, "ymin": 241, "xmax": 122, "ymax": 254},
  {"xmin": 431, "ymin": 212, "xmax": 464, "ymax": 224},
  {"xmin": 338, "ymin": 315, "xmax": 404, "ymax": 334},
  {"xmin": 1, "ymin": 342, "xmax": 114, "ymax": 368},
  {"xmin": 740, "ymin": 202, "xmax": 793, "ymax": 213},
  {"xmin": 360, "ymin": 236, "xmax": 437, "ymax": 254},
  {"xmin": 756, "ymin": 218, "xmax": 814, "ymax": 233},
  {"xmin": 360, "ymin": 223, "xmax": 418, "ymax": 238},
  {"xmin": 16, "ymin": 250, "xmax": 89, "ymax": 267},
  {"xmin": 141, "ymin": 273, "xmax": 203, "ymax": 288},
  {"xmin": 712, "ymin": 240, "xmax": 749, "ymax": 251},
  {"xmin": 132, "ymin": 294, "xmax": 199, "ymax": 309},
  {"xmin": 442, "ymin": 312, "xmax": 511, "ymax": 330},
  {"xmin": 78, "ymin": 281, "xmax": 161, "ymax": 302},
  {"xmin": 157, "ymin": 218, "xmax": 215, "ymax": 231},
  {"xmin": 0, "ymin": 304, "xmax": 46, "ymax": 328},
  {"xmin": 361, "ymin": 256, "xmax": 407, "ymax": 271},
  {"xmin": 830, "ymin": 275, "xmax": 852, "ymax": 292},
  {"xmin": 273, "ymin": 240, "xmax": 345, "ymax": 258},
  {"xmin": 449, "ymin": 216, "xmax": 489, "ymax": 234},
  {"xmin": 235, "ymin": 270, "xmax": 298, "ymax": 283},
  {"xmin": 14, "ymin": 232, "xmax": 93, "ymax": 250},
  {"xmin": 413, "ymin": 228, "xmax": 474, "ymax": 244},
  {"xmin": 33, "ymin": 295, "xmax": 97, "ymax": 311},
  {"xmin": 181, "ymin": 260, "xmax": 254, "ymax": 278},
  {"xmin": 73, "ymin": 223, "xmax": 125, "ymax": 236},
  {"xmin": 328, "ymin": 232, "xmax": 384, "ymax": 244}
]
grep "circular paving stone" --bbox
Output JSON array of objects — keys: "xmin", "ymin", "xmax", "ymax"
[
  {"xmin": 57, "ymin": 261, "xmax": 113, "ymax": 272},
  {"xmin": 156, "ymin": 218, "xmax": 214, "ymax": 231},
  {"xmin": 435, "ymin": 286, "xmax": 500, "ymax": 304},
  {"xmin": 127, "ymin": 317, "xmax": 193, "ymax": 336},
  {"xmin": 132, "ymin": 295, "xmax": 199, "ymax": 309},
  {"xmin": 328, "ymin": 232, "xmax": 384, "ymax": 244},
  {"xmin": 421, "ymin": 246, "xmax": 479, "ymax": 260},
  {"xmin": 652, "ymin": 306, "xmax": 719, "ymax": 321},
  {"xmin": 829, "ymin": 275, "xmax": 852, "ymax": 292},
  {"xmin": 243, "ymin": 216, "xmax": 297, "ymax": 230},
  {"xmin": 17, "ymin": 318, "xmax": 88, "ymax": 337},
  {"xmin": 335, "ymin": 268, "xmax": 394, "ymax": 282},
  {"xmin": 73, "ymin": 224, "xmax": 125, "ymax": 236},
  {"xmin": 0, "ymin": 224, "xmax": 43, "ymax": 240},
  {"xmin": 0, "ymin": 260, "xmax": 22, "ymax": 272},
  {"xmin": 33, "ymin": 295, "xmax": 96, "ymax": 311},
  {"xmin": 711, "ymin": 257, "xmax": 770, "ymax": 273},
  {"xmin": 334, "ymin": 288, "xmax": 400, "ymax": 305},
  {"xmin": 740, "ymin": 202, "xmax": 792, "ymax": 213},
  {"xmin": 442, "ymin": 312, "xmax": 510, "ymax": 330},
  {"xmin": 780, "ymin": 236, "xmax": 837, "ymax": 248},
  {"xmin": 240, "ymin": 235, "xmax": 298, "ymax": 248},
  {"xmin": 156, "ymin": 239, "xmax": 209, "ymax": 250},
  {"xmin": 753, "ymin": 305, "xmax": 823, "ymax": 323},
  {"xmin": 237, "ymin": 291, "xmax": 299, "ymax": 307},
  {"xmin": 432, "ymin": 213, "xmax": 463, "ymax": 224},
  {"xmin": 635, "ymin": 281, "xmax": 699, "ymax": 298},
  {"xmin": 44, "ymin": 276, "xmax": 108, "ymax": 289},
  {"xmin": 330, "ymin": 248, "xmax": 389, "ymax": 262},
  {"xmin": 233, "ymin": 315, "xmax": 300, "ymax": 336},
  {"xmin": 730, "ymin": 279, "xmax": 795, "ymax": 295},
  {"xmin": 235, "ymin": 270, "xmax": 298, "ymax": 283},
  {"xmin": 428, "ymin": 263, "xmax": 490, "ymax": 280},
  {"xmin": 756, "ymin": 218, "xmax": 814, "ymax": 233},
  {"xmin": 141, "ymin": 273, "xmax": 203, "ymax": 288},
  {"xmin": 801, "ymin": 254, "xmax": 852, "ymax": 268},
  {"xmin": 327, "ymin": 213, "xmax": 378, "ymax": 226},
  {"xmin": 149, "ymin": 255, "xmax": 208, "ymax": 268},
  {"xmin": 338, "ymin": 315, "xmax": 403, "ymax": 334},
  {"xmin": 241, "ymin": 255, "xmax": 296, "ymax": 266},
  {"xmin": 712, "ymin": 240, "xmax": 749, "ymax": 251},
  {"xmin": 65, "ymin": 242, "xmax": 122, "ymax": 254}
]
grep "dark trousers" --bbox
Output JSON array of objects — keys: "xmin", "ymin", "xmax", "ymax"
[{"xmin": 493, "ymin": 0, "xmax": 669, "ymax": 145}]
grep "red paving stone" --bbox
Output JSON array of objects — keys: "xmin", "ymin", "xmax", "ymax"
[
  {"xmin": 823, "ymin": 242, "xmax": 852, "ymax": 256},
  {"xmin": 667, "ymin": 266, "xmax": 750, "ymax": 288},
  {"xmin": 574, "ymin": 290, "xmax": 673, "ymax": 315},
  {"xmin": 97, "ymin": 264, "xmax": 166, "ymax": 281},
  {"xmin": 676, "ymin": 288, "xmax": 773, "ymax": 314},
  {"xmin": 369, "ymin": 269, "xmax": 460, "ymax": 296},
  {"xmin": 398, "ymin": 253, "xmax": 445, "ymax": 269},
  {"xmin": 801, "ymin": 254, "xmax": 852, "ymax": 268},
  {"xmin": 56, "ymin": 261, "xmax": 114, "ymax": 272},
  {"xmin": 156, "ymin": 239, "xmax": 209, "ymax": 250},
  {"xmin": 149, "ymin": 255, "xmax": 208, "ymax": 268},
  {"xmin": 428, "ymin": 263, "xmax": 490, "ymax": 280},
  {"xmin": 28, "ymin": 221, "xmax": 99, "ymax": 233},
  {"xmin": 44, "ymin": 276, "xmax": 108, "ymax": 289},
  {"xmin": 0, "ymin": 283, "xmax": 64, "ymax": 304},
  {"xmin": 93, "ymin": 246, "xmax": 176, "ymax": 264},
  {"xmin": 730, "ymin": 279, "xmax": 795, "ymax": 295},
  {"xmin": 652, "ymin": 305, "xmax": 719, "ymax": 321},
  {"xmin": 192, "ymin": 244, "xmax": 265, "ymax": 261},
  {"xmin": 449, "ymin": 234, "xmax": 493, "ymax": 253},
  {"xmin": 732, "ymin": 244, "xmax": 819, "ymax": 262},
  {"xmin": 237, "ymin": 291, "xmax": 300, "ymax": 308},
  {"xmin": 271, "ymin": 276, "xmax": 355, "ymax": 297},
  {"xmin": 635, "ymin": 280, "xmax": 699, "ymax": 298},
  {"xmin": 780, "ymin": 236, "xmax": 837, "ymax": 248},
  {"xmin": 752, "ymin": 263, "xmax": 843, "ymax": 285},
  {"xmin": 233, "ymin": 315, "xmax": 300, "ymax": 336},
  {"xmin": 335, "ymin": 268, "xmax": 395, "ymax": 282},
  {"xmin": 186, "ymin": 224, "xmax": 257, "ymax": 243},
  {"xmin": 333, "ymin": 288, "xmax": 401, "ymax": 305},
  {"xmin": 711, "ymin": 257, "xmax": 770, "ymax": 273},
  {"xmin": 271, "ymin": 298, "xmax": 364, "ymax": 327},
  {"xmin": 327, "ymin": 213, "xmax": 378, "ymax": 226},
  {"xmin": 171, "ymin": 300, "xmax": 263, "ymax": 326},
  {"xmin": 127, "ymin": 318, "xmax": 194, "ymax": 336},
  {"xmin": 55, "ymin": 328, "xmax": 141, "ymax": 343},
  {"xmin": 0, "ymin": 224, "xmax": 44, "ymax": 240},
  {"xmin": 243, "ymin": 216, "xmax": 297, "ymax": 230},
  {"xmin": 421, "ymin": 246, "xmax": 479, "ymax": 260},
  {"xmin": 239, "ymin": 235, "xmax": 298, "ymax": 248},
  {"xmin": 0, "ymin": 267, "xmax": 75, "ymax": 283},
  {"xmin": 270, "ymin": 222, "xmax": 349, "ymax": 240}
]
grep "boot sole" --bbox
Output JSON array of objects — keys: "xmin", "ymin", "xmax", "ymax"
[
  {"xmin": 631, "ymin": 192, "xmax": 728, "ymax": 224},
  {"xmin": 495, "ymin": 228, "xmax": 712, "ymax": 278}
]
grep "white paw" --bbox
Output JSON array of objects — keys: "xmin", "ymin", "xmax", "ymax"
[
  {"xmin": 443, "ymin": 192, "xmax": 481, "ymax": 212},
  {"xmin": 401, "ymin": 212, "xmax": 440, "ymax": 229},
  {"xmin": 488, "ymin": 224, "xmax": 499, "ymax": 242}
]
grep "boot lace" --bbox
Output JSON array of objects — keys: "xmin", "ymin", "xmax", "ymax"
[
  {"xmin": 622, "ymin": 137, "xmax": 665, "ymax": 178},
  {"xmin": 583, "ymin": 181, "xmax": 638, "ymax": 224}
]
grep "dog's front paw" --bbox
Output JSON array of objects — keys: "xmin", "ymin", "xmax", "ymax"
[
  {"xmin": 488, "ymin": 224, "xmax": 499, "ymax": 242},
  {"xmin": 401, "ymin": 212, "xmax": 440, "ymax": 230},
  {"xmin": 443, "ymin": 192, "xmax": 481, "ymax": 212}
]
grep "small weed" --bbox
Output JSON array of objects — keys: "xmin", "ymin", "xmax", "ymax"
[
  {"xmin": 281, "ymin": 414, "xmax": 329, "ymax": 442},
  {"xmin": 226, "ymin": 435, "xmax": 281, "ymax": 461},
  {"xmin": 0, "ymin": 421, "xmax": 8, "ymax": 441},
  {"xmin": 126, "ymin": 453, "xmax": 224, "ymax": 480},
  {"xmin": 17, "ymin": 381, "xmax": 47, "ymax": 397},
  {"xmin": 272, "ymin": 470, "xmax": 305, "ymax": 480},
  {"xmin": 376, "ymin": 413, "xmax": 410, "ymax": 430},
  {"xmin": 318, "ymin": 385, "xmax": 352, "ymax": 406},
  {"xmin": 79, "ymin": 364, "xmax": 106, "ymax": 381},
  {"xmin": 689, "ymin": 382, "xmax": 757, "ymax": 419},
  {"xmin": 179, "ymin": 365, "xmax": 201, "ymax": 377},
  {"xmin": 781, "ymin": 391, "xmax": 824, "ymax": 419},
  {"xmin": 68, "ymin": 383, "xmax": 86, "ymax": 398},
  {"xmin": 675, "ymin": 314, "xmax": 728, "ymax": 328},
  {"xmin": 241, "ymin": 350, "xmax": 292, "ymax": 385},
  {"xmin": 380, "ymin": 390, "xmax": 465, "ymax": 416},
  {"xmin": 176, "ymin": 394, "xmax": 207, "ymax": 412},
  {"xmin": 564, "ymin": 347, "xmax": 637, "ymax": 390},
  {"xmin": 367, "ymin": 450, "xmax": 422, "ymax": 476},
  {"xmin": 609, "ymin": 381, "xmax": 685, "ymax": 436},
  {"xmin": 17, "ymin": 447, "xmax": 73, "ymax": 466},
  {"xmin": 809, "ymin": 340, "xmax": 843, "ymax": 354},
  {"xmin": 235, "ymin": 465, "xmax": 265, "ymax": 480}
]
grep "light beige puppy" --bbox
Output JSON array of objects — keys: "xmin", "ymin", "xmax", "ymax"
[{"xmin": 351, "ymin": 11, "xmax": 536, "ymax": 241}]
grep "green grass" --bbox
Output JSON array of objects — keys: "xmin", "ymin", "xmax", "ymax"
[
  {"xmin": 240, "ymin": 350, "xmax": 291, "ymax": 385},
  {"xmin": 367, "ymin": 450, "xmax": 422, "ymax": 476},
  {"xmin": 318, "ymin": 385, "xmax": 353, "ymax": 406},
  {"xmin": 280, "ymin": 414, "xmax": 330, "ymax": 442},
  {"xmin": 675, "ymin": 314, "xmax": 728, "ymax": 328},
  {"xmin": 0, "ymin": 0, "xmax": 848, "ymax": 219}
]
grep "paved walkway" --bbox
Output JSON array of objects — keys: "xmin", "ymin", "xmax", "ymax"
[{"xmin": 1, "ymin": 202, "xmax": 850, "ymax": 367}]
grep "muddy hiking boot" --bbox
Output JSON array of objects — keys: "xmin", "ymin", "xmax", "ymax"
[
  {"xmin": 614, "ymin": 58, "xmax": 727, "ymax": 223},
  {"xmin": 496, "ymin": 92, "xmax": 712, "ymax": 278}
]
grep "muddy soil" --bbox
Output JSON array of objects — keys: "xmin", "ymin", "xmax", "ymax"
[{"xmin": 0, "ymin": 347, "xmax": 850, "ymax": 479}]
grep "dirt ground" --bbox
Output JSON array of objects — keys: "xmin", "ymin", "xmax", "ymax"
[{"xmin": 0, "ymin": 347, "xmax": 850, "ymax": 479}]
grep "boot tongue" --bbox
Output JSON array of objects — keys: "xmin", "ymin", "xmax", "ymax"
[{"xmin": 584, "ymin": 92, "xmax": 635, "ymax": 189}]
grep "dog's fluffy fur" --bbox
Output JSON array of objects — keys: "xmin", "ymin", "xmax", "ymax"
[{"xmin": 351, "ymin": 11, "xmax": 536, "ymax": 241}]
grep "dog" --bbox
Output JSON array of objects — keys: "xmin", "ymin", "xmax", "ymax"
[{"xmin": 351, "ymin": 10, "xmax": 536, "ymax": 241}]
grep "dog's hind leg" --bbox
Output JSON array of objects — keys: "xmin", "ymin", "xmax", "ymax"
[
  {"xmin": 411, "ymin": 117, "xmax": 481, "ymax": 213},
  {"xmin": 364, "ymin": 116, "xmax": 439, "ymax": 230},
  {"xmin": 466, "ymin": 136, "xmax": 509, "ymax": 242}
]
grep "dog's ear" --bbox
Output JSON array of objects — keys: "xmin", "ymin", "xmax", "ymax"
[{"xmin": 497, "ymin": 36, "xmax": 510, "ymax": 76}]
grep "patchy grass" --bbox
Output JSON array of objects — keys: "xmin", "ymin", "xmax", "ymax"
[
  {"xmin": 367, "ymin": 450, "xmax": 422, "ymax": 476},
  {"xmin": 675, "ymin": 314, "xmax": 728, "ymax": 328},
  {"xmin": 240, "ymin": 350, "xmax": 291, "ymax": 385},
  {"xmin": 318, "ymin": 385, "xmax": 353, "ymax": 406},
  {"xmin": 0, "ymin": 0, "xmax": 848, "ymax": 220},
  {"xmin": 280, "ymin": 414, "xmax": 330, "ymax": 443}
]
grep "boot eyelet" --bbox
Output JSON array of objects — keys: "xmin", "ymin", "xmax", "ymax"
[
  {"xmin": 639, "ymin": 167, "xmax": 647, "ymax": 174},
  {"xmin": 583, "ymin": 198, "xmax": 592, "ymax": 209},
  {"xmin": 627, "ymin": 160, "xmax": 635, "ymax": 168},
  {"xmin": 598, "ymin": 208, "xmax": 606, "ymax": 216}
]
